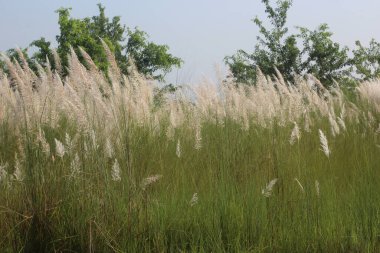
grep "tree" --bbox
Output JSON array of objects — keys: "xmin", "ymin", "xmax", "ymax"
[
  {"xmin": 224, "ymin": 50, "xmax": 257, "ymax": 83},
  {"xmin": 126, "ymin": 28, "xmax": 182, "ymax": 81},
  {"xmin": 2, "ymin": 4, "xmax": 182, "ymax": 81},
  {"xmin": 55, "ymin": 6, "xmax": 115, "ymax": 74},
  {"xmin": 54, "ymin": 4, "xmax": 182, "ymax": 79},
  {"xmin": 224, "ymin": 0, "xmax": 379, "ymax": 87},
  {"xmin": 298, "ymin": 24, "xmax": 351, "ymax": 86},
  {"xmin": 225, "ymin": 0, "xmax": 300, "ymax": 84},
  {"xmin": 30, "ymin": 37, "xmax": 54, "ymax": 69},
  {"xmin": 352, "ymin": 39, "xmax": 380, "ymax": 80}
]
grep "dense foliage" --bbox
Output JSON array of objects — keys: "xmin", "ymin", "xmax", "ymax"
[
  {"xmin": 225, "ymin": 0, "xmax": 380, "ymax": 86},
  {"xmin": 1, "ymin": 4, "xmax": 182, "ymax": 81}
]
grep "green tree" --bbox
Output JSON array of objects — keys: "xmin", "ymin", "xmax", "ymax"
[
  {"xmin": 225, "ymin": 0, "xmax": 300, "ymax": 84},
  {"xmin": 352, "ymin": 39, "xmax": 380, "ymax": 80},
  {"xmin": 298, "ymin": 24, "xmax": 351, "ymax": 86},
  {"xmin": 225, "ymin": 0, "xmax": 363, "ymax": 87},
  {"xmin": 126, "ymin": 28, "xmax": 182, "ymax": 81},
  {"xmin": 53, "ymin": 4, "xmax": 181, "ymax": 79},
  {"xmin": 224, "ymin": 51, "xmax": 257, "ymax": 84},
  {"xmin": 30, "ymin": 37, "xmax": 54, "ymax": 69},
  {"xmin": 3, "ymin": 4, "xmax": 182, "ymax": 81},
  {"xmin": 55, "ymin": 6, "xmax": 111, "ymax": 74}
]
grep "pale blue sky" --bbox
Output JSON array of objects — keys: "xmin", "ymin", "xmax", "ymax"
[{"xmin": 1, "ymin": 0, "xmax": 379, "ymax": 83}]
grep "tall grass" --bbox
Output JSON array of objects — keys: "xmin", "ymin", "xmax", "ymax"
[{"xmin": 0, "ymin": 48, "xmax": 380, "ymax": 252}]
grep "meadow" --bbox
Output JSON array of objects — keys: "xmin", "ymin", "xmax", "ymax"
[{"xmin": 0, "ymin": 48, "xmax": 380, "ymax": 252}]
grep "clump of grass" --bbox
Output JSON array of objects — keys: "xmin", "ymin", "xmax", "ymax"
[{"xmin": 0, "ymin": 47, "xmax": 380, "ymax": 252}]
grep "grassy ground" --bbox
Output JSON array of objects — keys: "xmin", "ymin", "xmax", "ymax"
[{"xmin": 0, "ymin": 51, "xmax": 380, "ymax": 252}]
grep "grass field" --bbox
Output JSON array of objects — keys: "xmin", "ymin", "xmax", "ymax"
[{"xmin": 0, "ymin": 49, "xmax": 380, "ymax": 252}]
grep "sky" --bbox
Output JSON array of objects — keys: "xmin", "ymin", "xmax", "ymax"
[{"xmin": 1, "ymin": 0, "xmax": 380, "ymax": 83}]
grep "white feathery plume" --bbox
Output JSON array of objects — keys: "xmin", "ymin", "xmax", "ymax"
[
  {"xmin": 105, "ymin": 138, "xmax": 114, "ymax": 158},
  {"xmin": 337, "ymin": 117, "xmax": 346, "ymax": 131},
  {"xmin": 176, "ymin": 139, "xmax": 181, "ymax": 158},
  {"xmin": 189, "ymin": 193, "xmax": 198, "ymax": 207},
  {"xmin": 262, "ymin": 178, "xmax": 278, "ymax": 197},
  {"xmin": 166, "ymin": 125, "xmax": 175, "ymax": 141},
  {"xmin": 65, "ymin": 132, "xmax": 74, "ymax": 154},
  {"xmin": 111, "ymin": 159, "xmax": 121, "ymax": 182},
  {"xmin": 340, "ymin": 104, "xmax": 346, "ymax": 120},
  {"xmin": 294, "ymin": 178, "xmax": 304, "ymax": 193},
  {"xmin": 70, "ymin": 153, "xmax": 81, "ymax": 178},
  {"xmin": 169, "ymin": 105, "xmax": 177, "ymax": 128},
  {"xmin": 318, "ymin": 129, "xmax": 330, "ymax": 158},
  {"xmin": 83, "ymin": 142, "xmax": 89, "ymax": 158},
  {"xmin": 289, "ymin": 122, "xmax": 301, "ymax": 145},
  {"xmin": 51, "ymin": 48, "xmax": 62, "ymax": 75},
  {"xmin": 100, "ymin": 38, "xmax": 120, "ymax": 80},
  {"xmin": 241, "ymin": 110, "xmax": 250, "ymax": 131},
  {"xmin": 328, "ymin": 113, "xmax": 340, "ymax": 136},
  {"xmin": 315, "ymin": 180, "xmax": 320, "ymax": 197},
  {"xmin": 54, "ymin": 138, "xmax": 66, "ymax": 158},
  {"xmin": 194, "ymin": 123, "xmax": 202, "ymax": 150},
  {"xmin": 304, "ymin": 113, "xmax": 312, "ymax": 133},
  {"xmin": 38, "ymin": 128, "xmax": 50, "ymax": 155},
  {"xmin": 141, "ymin": 174, "xmax": 162, "ymax": 190},
  {"xmin": 89, "ymin": 129, "xmax": 98, "ymax": 149}
]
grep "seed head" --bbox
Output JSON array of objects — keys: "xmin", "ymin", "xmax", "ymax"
[
  {"xmin": 189, "ymin": 193, "xmax": 198, "ymax": 206},
  {"xmin": 315, "ymin": 180, "xmax": 320, "ymax": 197},
  {"xmin": 70, "ymin": 153, "xmax": 81, "ymax": 178},
  {"xmin": 262, "ymin": 178, "xmax": 278, "ymax": 198},
  {"xmin": 111, "ymin": 159, "xmax": 121, "ymax": 182},
  {"xmin": 176, "ymin": 139, "xmax": 181, "ymax": 158},
  {"xmin": 294, "ymin": 178, "xmax": 304, "ymax": 193},
  {"xmin": 289, "ymin": 122, "xmax": 301, "ymax": 145},
  {"xmin": 141, "ymin": 174, "xmax": 162, "ymax": 190},
  {"xmin": 318, "ymin": 129, "xmax": 330, "ymax": 158},
  {"xmin": 55, "ymin": 138, "xmax": 65, "ymax": 158}
]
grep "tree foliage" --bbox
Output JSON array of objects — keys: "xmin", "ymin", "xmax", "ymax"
[
  {"xmin": 127, "ymin": 28, "xmax": 182, "ymax": 81},
  {"xmin": 2, "ymin": 4, "xmax": 182, "ymax": 81},
  {"xmin": 225, "ymin": 0, "xmax": 380, "ymax": 86},
  {"xmin": 30, "ymin": 37, "xmax": 54, "ymax": 69},
  {"xmin": 298, "ymin": 24, "xmax": 351, "ymax": 85},
  {"xmin": 225, "ymin": 0, "xmax": 299, "ymax": 84},
  {"xmin": 352, "ymin": 39, "xmax": 380, "ymax": 81},
  {"xmin": 226, "ymin": 0, "xmax": 300, "ymax": 84},
  {"xmin": 251, "ymin": 0, "xmax": 301, "ymax": 82}
]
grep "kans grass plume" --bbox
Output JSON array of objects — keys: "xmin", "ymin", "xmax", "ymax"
[
  {"xmin": 189, "ymin": 193, "xmax": 199, "ymax": 206},
  {"xmin": 55, "ymin": 139, "xmax": 66, "ymax": 158},
  {"xmin": 262, "ymin": 178, "xmax": 278, "ymax": 198},
  {"xmin": 318, "ymin": 129, "xmax": 330, "ymax": 158},
  {"xmin": 111, "ymin": 159, "xmax": 121, "ymax": 182},
  {"xmin": 289, "ymin": 122, "xmax": 301, "ymax": 145},
  {"xmin": 176, "ymin": 139, "xmax": 181, "ymax": 158},
  {"xmin": 141, "ymin": 175, "xmax": 162, "ymax": 190}
]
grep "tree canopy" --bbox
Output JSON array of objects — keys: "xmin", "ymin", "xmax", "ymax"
[
  {"xmin": 225, "ymin": 0, "xmax": 380, "ymax": 86},
  {"xmin": 1, "ymin": 4, "xmax": 182, "ymax": 81},
  {"xmin": 352, "ymin": 39, "xmax": 380, "ymax": 81}
]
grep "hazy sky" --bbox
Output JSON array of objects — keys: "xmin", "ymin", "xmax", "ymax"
[{"xmin": 1, "ymin": 0, "xmax": 379, "ymax": 83}]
